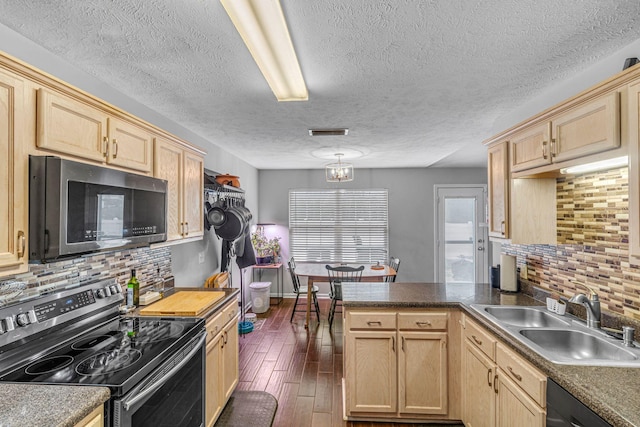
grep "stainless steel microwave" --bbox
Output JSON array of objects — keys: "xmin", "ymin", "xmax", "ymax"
[{"xmin": 29, "ymin": 156, "xmax": 168, "ymax": 262}]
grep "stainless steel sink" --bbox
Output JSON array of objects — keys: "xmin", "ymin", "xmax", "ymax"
[
  {"xmin": 520, "ymin": 329, "xmax": 637, "ymax": 362},
  {"xmin": 469, "ymin": 304, "xmax": 640, "ymax": 367},
  {"xmin": 484, "ymin": 306, "xmax": 571, "ymax": 328}
]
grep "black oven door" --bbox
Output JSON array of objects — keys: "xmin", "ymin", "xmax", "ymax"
[{"xmin": 112, "ymin": 331, "xmax": 206, "ymax": 427}]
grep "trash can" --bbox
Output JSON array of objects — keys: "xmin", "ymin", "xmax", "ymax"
[{"xmin": 249, "ymin": 281, "xmax": 271, "ymax": 314}]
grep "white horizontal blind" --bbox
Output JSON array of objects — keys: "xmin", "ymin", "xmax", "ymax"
[{"xmin": 289, "ymin": 189, "xmax": 389, "ymax": 263}]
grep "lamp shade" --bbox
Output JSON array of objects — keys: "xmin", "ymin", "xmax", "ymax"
[{"xmin": 325, "ymin": 154, "xmax": 354, "ymax": 182}]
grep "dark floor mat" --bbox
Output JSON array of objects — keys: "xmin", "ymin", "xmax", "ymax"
[{"xmin": 215, "ymin": 390, "xmax": 278, "ymax": 427}]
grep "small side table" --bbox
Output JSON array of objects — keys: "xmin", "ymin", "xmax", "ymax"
[{"xmin": 252, "ymin": 263, "xmax": 283, "ymax": 305}]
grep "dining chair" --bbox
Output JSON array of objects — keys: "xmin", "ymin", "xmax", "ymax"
[
  {"xmin": 386, "ymin": 257, "xmax": 401, "ymax": 282},
  {"xmin": 326, "ymin": 265, "xmax": 364, "ymax": 328},
  {"xmin": 288, "ymin": 260, "xmax": 320, "ymax": 322}
]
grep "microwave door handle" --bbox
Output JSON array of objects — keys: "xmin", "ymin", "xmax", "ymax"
[{"xmin": 121, "ymin": 331, "xmax": 206, "ymax": 411}]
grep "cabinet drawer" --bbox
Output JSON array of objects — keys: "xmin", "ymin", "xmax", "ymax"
[
  {"xmin": 347, "ymin": 311, "xmax": 396, "ymax": 330},
  {"xmin": 221, "ymin": 298, "xmax": 239, "ymax": 324},
  {"xmin": 397, "ymin": 312, "xmax": 448, "ymax": 330},
  {"xmin": 497, "ymin": 343, "xmax": 546, "ymax": 408},
  {"xmin": 464, "ymin": 317, "xmax": 497, "ymax": 361},
  {"xmin": 206, "ymin": 311, "xmax": 224, "ymax": 342}
]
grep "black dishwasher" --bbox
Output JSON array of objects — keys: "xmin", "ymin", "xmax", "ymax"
[{"xmin": 546, "ymin": 378, "xmax": 612, "ymax": 427}]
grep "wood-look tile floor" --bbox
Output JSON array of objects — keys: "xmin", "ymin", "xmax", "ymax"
[{"xmin": 239, "ymin": 298, "xmax": 463, "ymax": 427}]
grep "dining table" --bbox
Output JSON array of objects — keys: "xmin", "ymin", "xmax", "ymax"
[{"xmin": 293, "ymin": 262, "xmax": 397, "ymax": 328}]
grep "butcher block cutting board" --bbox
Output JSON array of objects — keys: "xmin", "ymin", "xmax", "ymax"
[{"xmin": 139, "ymin": 291, "xmax": 225, "ymax": 316}]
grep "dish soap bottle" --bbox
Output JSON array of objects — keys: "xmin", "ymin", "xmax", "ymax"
[{"xmin": 127, "ymin": 269, "xmax": 140, "ymax": 306}]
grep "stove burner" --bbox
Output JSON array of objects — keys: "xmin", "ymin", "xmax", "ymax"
[
  {"xmin": 71, "ymin": 331, "xmax": 121, "ymax": 350},
  {"xmin": 25, "ymin": 356, "xmax": 74, "ymax": 375},
  {"xmin": 75, "ymin": 348, "xmax": 142, "ymax": 376}
]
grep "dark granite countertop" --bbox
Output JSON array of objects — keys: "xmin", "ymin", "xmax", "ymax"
[
  {"xmin": 342, "ymin": 282, "xmax": 640, "ymax": 427},
  {"xmin": 0, "ymin": 384, "xmax": 109, "ymax": 427}
]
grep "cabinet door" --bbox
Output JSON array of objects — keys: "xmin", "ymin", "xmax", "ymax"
[
  {"xmin": 462, "ymin": 340, "xmax": 496, "ymax": 427},
  {"xmin": 73, "ymin": 405, "xmax": 104, "ymax": 427},
  {"xmin": 36, "ymin": 88, "xmax": 107, "ymax": 162},
  {"xmin": 629, "ymin": 80, "xmax": 640, "ymax": 258},
  {"xmin": 345, "ymin": 330, "xmax": 397, "ymax": 414},
  {"xmin": 552, "ymin": 91, "xmax": 620, "ymax": 163},
  {"xmin": 154, "ymin": 138, "xmax": 184, "ymax": 241},
  {"xmin": 487, "ymin": 141, "xmax": 509, "ymax": 238},
  {"xmin": 0, "ymin": 70, "xmax": 28, "ymax": 276},
  {"xmin": 496, "ymin": 372, "xmax": 545, "ymax": 427},
  {"xmin": 183, "ymin": 150, "xmax": 204, "ymax": 239},
  {"xmin": 205, "ymin": 334, "xmax": 223, "ymax": 427},
  {"xmin": 398, "ymin": 331, "xmax": 447, "ymax": 415},
  {"xmin": 107, "ymin": 117, "xmax": 153, "ymax": 173},
  {"xmin": 221, "ymin": 319, "xmax": 239, "ymax": 401},
  {"xmin": 509, "ymin": 122, "xmax": 551, "ymax": 173}
]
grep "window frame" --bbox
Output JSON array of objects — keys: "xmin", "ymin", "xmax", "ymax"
[{"xmin": 288, "ymin": 189, "xmax": 389, "ymax": 263}]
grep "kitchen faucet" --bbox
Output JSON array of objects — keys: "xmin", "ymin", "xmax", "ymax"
[{"xmin": 569, "ymin": 282, "xmax": 601, "ymax": 329}]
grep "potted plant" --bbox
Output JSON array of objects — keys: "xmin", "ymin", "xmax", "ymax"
[{"xmin": 250, "ymin": 232, "xmax": 281, "ymax": 264}]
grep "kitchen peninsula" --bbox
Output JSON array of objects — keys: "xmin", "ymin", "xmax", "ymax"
[{"xmin": 342, "ymin": 282, "xmax": 640, "ymax": 427}]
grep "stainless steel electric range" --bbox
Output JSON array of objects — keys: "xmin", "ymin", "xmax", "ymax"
[{"xmin": 0, "ymin": 278, "xmax": 206, "ymax": 427}]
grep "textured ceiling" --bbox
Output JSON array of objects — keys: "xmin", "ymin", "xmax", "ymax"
[{"xmin": 2, "ymin": 1, "xmax": 640, "ymax": 169}]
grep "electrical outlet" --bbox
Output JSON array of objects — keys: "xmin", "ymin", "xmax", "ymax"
[{"xmin": 198, "ymin": 252, "xmax": 205, "ymax": 264}]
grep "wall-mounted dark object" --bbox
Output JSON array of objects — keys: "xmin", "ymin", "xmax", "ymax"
[{"xmin": 623, "ymin": 57, "xmax": 640, "ymax": 70}]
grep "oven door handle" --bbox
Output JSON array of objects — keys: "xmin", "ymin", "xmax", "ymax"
[{"xmin": 122, "ymin": 331, "xmax": 206, "ymax": 411}]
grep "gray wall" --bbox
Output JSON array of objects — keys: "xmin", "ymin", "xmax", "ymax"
[{"xmin": 257, "ymin": 167, "xmax": 487, "ymax": 296}]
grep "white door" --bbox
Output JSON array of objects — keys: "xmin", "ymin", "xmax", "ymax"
[{"xmin": 435, "ymin": 186, "xmax": 489, "ymax": 284}]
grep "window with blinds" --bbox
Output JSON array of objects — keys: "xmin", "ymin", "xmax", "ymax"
[{"xmin": 289, "ymin": 189, "xmax": 389, "ymax": 263}]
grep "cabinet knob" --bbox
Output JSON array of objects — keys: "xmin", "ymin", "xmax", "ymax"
[
  {"xmin": 507, "ymin": 366, "xmax": 522, "ymax": 381},
  {"xmin": 112, "ymin": 138, "xmax": 118, "ymax": 158},
  {"xmin": 103, "ymin": 136, "xmax": 109, "ymax": 158},
  {"xmin": 17, "ymin": 230, "xmax": 25, "ymax": 259}
]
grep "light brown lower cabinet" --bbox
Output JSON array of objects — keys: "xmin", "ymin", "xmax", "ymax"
[
  {"xmin": 205, "ymin": 299, "xmax": 239, "ymax": 427},
  {"xmin": 344, "ymin": 308, "xmax": 457, "ymax": 421},
  {"xmin": 74, "ymin": 405, "xmax": 103, "ymax": 427},
  {"xmin": 462, "ymin": 315, "xmax": 546, "ymax": 427}
]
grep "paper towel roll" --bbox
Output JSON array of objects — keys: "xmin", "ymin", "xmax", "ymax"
[{"xmin": 500, "ymin": 254, "xmax": 518, "ymax": 292}]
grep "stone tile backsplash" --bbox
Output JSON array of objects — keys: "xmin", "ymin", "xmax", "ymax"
[
  {"xmin": 0, "ymin": 247, "xmax": 172, "ymax": 299},
  {"xmin": 503, "ymin": 167, "xmax": 640, "ymax": 320}
]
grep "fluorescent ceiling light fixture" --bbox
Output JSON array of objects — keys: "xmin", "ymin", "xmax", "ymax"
[
  {"xmin": 309, "ymin": 128, "xmax": 349, "ymax": 136},
  {"xmin": 221, "ymin": 0, "xmax": 308, "ymax": 102},
  {"xmin": 326, "ymin": 153, "xmax": 354, "ymax": 183},
  {"xmin": 560, "ymin": 156, "xmax": 628, "ymax": 174}
]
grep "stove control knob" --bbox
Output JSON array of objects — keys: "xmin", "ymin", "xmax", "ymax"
[
  {"xmin": 104, "ymin": 286, "xmax": 112, "ymax": 297},
  {"xmin": 3, "ymin": 317, "xmax": 14, "ymax": 332},
  {"xmin": 110, "ymin": 285, "xmax": 120, "ymax": 295},
  {"xmin": 96, "ymin": 288, "xmax": 106, "ymax": 299},
  {"xmin": 16, "ymin": 313, "xmax": 30, "ymax": 327}
]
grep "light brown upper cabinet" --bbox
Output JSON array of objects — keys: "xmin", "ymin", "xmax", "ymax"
[
  {"xmin": 510, "ymin": 91, "xmax": 621, "ymax": 173},
  {"xmin": 154, "ymin": 137, "xmax": 204, "ymax": 242},
  {"xmin": 106, "ymin": 117, "xmax": 153, "ymax": 173},
  {"xmin": 487, "ymin": 141, "xmax": 509, "ymax": 238},
  {"xmin": 487, "ymin": 140, "xmax": 556, "ymax": 243},
  {"xmin": 0, "ymin": 69, "xmax": 28, "ymax": 276},
  {"xmin": 628, "ymin": 79, "xmax": 640, "ymax": 259},
  {"xmin": 37, "ymin": 88, "xmax": 153, "ymax": 173}
]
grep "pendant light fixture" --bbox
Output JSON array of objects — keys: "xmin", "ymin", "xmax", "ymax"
[{"xmin": 325, "ymin": 153, "xmax": 354, "ymax": 182}]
